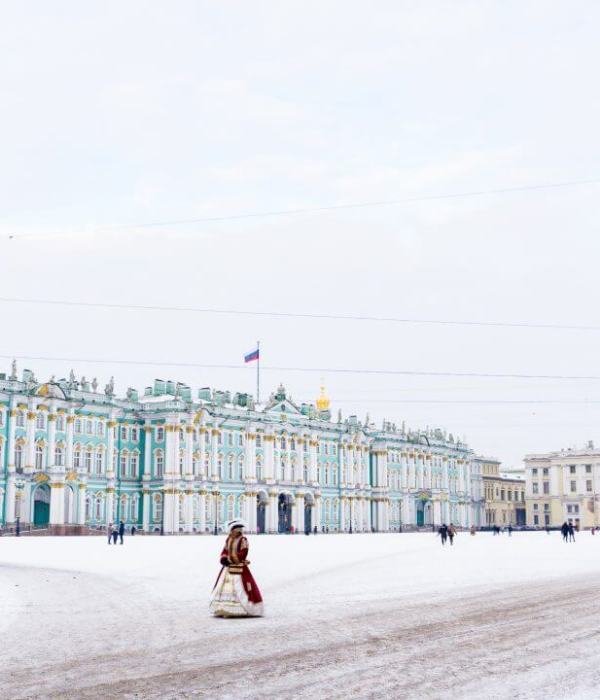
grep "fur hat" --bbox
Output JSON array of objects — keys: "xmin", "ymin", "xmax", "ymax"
[{"xmin": 226, "ymin": 519, "xmax": 247, "ymax": 533}]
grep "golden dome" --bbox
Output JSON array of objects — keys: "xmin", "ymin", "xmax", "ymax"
[{"xmin": 316, "ymin": 383, "xmax": 330, "ymax": 411}]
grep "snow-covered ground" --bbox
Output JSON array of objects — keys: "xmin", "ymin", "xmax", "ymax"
[{"xmin": 1, "ymin": 531, "xmax": 600, "ymax": 699}]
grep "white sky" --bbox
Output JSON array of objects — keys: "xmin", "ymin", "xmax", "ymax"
[{"xmin": 1, "ymin": 1, "xmax": 600, "ymax": 466}]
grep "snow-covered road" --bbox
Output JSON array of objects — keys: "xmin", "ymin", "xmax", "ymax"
[{"xmin": 1, "ymin": 532, "xmax": 600, "ymax": 699}]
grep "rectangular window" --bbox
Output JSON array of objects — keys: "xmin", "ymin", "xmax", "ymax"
[
  {"xmin": 534, "ymin": 514, "xmax": 539, "ymax": 525},
  {"xmin": 570, "ymin": 465, "xmax": 576, "ymax": 474},
  {"xmin": 120, "ymin": 455, "xmax": 127, "ymax": 476},
  {"xmin": 586, "ymin": 464, "xmax": 592, "ymax": 474},
  {"xmin": 74, "ymin": 418, "xmax": 82, "ymax": 434},
  {"xmin": 86, "ymin": 419, "xmax": 93, "ymax": 435},
  {"xmin": 543, "ymin": 482, "xmax": 550, "ymax": 494},
  {"xmin": 544, "ymin": 514, "xmax": 550, "ymax": 526},
  {"xmin": 544, "ymin": 503, "xmax": 550, "ymax": 511},
  {"xmin": 131, "ymin": 454, "xmax": 138, "ymax": 477},
  {"xmin": 95, "ymin": 451, "xmax": 103, "ymax": 474},
  {"xmin": 532, "ymin": 483, "xmax": 539, "ymax": 494},
  {"xmin": 586, "ymin": 480, "xmax": 592, "ymax": 492},
  {"xmin": 84, "ymin": 450, "xmax": 92, "ymax": 473},
  {"xmin": 570, "ymin": 480, "xmax": 577, "ymax": 493},
  {"xmin": 120, "ymin": 426, "xmax": 128, "ymax": 441},
  {"xmin": 131, "ymin": 427, "xmax": 138, "ymax": 442},
  {"xmin": 156, "ymin": 427, "xmax": 164, "ymax": 442},
  {"xmin": 532, "ymin": 468, "xmax": 538, "ymax": 476},
  {"xmin": 533, "ymin": 503, "xmax": 538, "ymax": 511},
  {"xmin": 96, "ymin": 421, "xmax": 104, "ymax": 436},
  {"xmin": 56, "ymin": 415, "xmax": 65, "ymax": 432},
  {"xmin": 542, "ymin": 468, "xmax": 549, "ymax": 476}
]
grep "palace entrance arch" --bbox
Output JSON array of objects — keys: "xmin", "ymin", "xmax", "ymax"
[
  {"xmin": 33, "ymin": 485, "xmax": 50, "ymax": 526},
  {"xmin": 278, "ymin": 493, "xmax": 293, "ymax": 533},
  {"xmin": 256, "ymin": 491, "xmax": 268, "ymax": 534}
]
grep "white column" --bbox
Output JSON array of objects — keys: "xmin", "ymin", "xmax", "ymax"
[
  {"xmin": 339, "ymin": 495, "xmax": 346, "ymax": 532},
  {"xmin": 210, "ymin": 429, "xmax": 219, "ymax": 479},
  {"xmin": 106, "ymin": 487, "xmax": 115, "ymax": 525},
  {"xmin": 49, "ymin": 482, "xmax": 65, "ymax": 525},
  {"xmin": 184, "ymin": 487, "xmax": 194, "ymax": 533},
  {"xmin": 246, "ymin": 430, "xmax": 257, "ymax": 480},
  {"xmin": 66, "ymin": 412, "xmax": 75, "ymax": 470},
  {"xmin": 47, "ymin": 410, "xmax": 57, "ymax": 471},
  {"xmin": 198, "ymin": 490, "xmax": 207, "ymax": 533},
  {"xmin": 314, "ymin": 494, "xmax": 322, "ymax": 531},
  {"xmin": 309, "ymin": 434, "xmax": 318, "ymax": 483},
  {"xmin": 26, "ymin": 407, "xmax": 35, "ymax": 469},
  {"xmin": 366, "ymin": 496, "xmax": 372, "ymax": 531},
  {"xmin": 184, "ymin": 426, "xmax": 193, "ymax": 478},
  {"xmin": 77, "ymin": 484, "xmax": 86, "ymax": 525},
  {"xmin": 143, "ymin": 425, "xmax": 152, "ymax": 477},
  {"xmin": 107, "ymin": 418, "xmax": 116, "ymax": 480},
  {"xmin": 346, "ymin": 445, "xmax": 354, "ymax": 486},
  {"xmin": 264, "ymin": 434, "xmax": 275, "ymax": 481},
  {"xmin": 142, "ymin": 488, "xmax": 151, "ymax": 531},
  {"xmin": 268, "ymin": 489, "xmax": 278, "ymax": 532},
  {"xmin": 295, "ymin": 492, "xmax": 305, "ymax": 533},
  {"xmin": 198, "ymin": 426, "xmax": 207, "ymax": 478},
  {"xmin": 5, "ymin": 477, "xmax": 16, "ymax": 524}
]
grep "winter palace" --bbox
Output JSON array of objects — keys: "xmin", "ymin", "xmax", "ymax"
[{"xmin": 0, "ymin": 362, "xmax": 483, "ymax": 534}]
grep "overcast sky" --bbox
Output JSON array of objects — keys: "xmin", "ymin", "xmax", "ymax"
[{"xmin": 1, "ymin": 1, "xmax": 600, "ymax": 466}]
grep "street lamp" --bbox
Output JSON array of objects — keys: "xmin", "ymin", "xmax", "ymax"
[
  {"xmin": 213, "ymin": 490, "xmax": 219, "ymax": 535},
  {"xmin": 15, "ymin": 478, "xmax": 25, "ymax": 536}
]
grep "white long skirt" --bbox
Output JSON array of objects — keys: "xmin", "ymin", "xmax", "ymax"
[{"xmin": 209, "ymin": 568, "xmax": 264, "ymax": 618}]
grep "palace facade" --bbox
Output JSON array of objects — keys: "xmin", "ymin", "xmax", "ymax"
[{"xmin": 0, "ymin": 362, "xmax": 478, "ymax": 534}]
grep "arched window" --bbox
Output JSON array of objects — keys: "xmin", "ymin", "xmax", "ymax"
[
  {"xmin": 95, "ymin": 448, "xmax": 103, "ymax": 474},
  {"xmin": 153, "ymin": 494, "xmax": 163, "ymax": 522},
  {"xmin": 96, "ymin": 421, "xmax": 105, "ymax": 436},
  {"xmin": 178, "ymin": 450, "xmax": 185, "ymax": 473},
  {"xmin": 55, "ymin": 444, "xmax": 65, "ymax": 467},
  {"xmin": 281, "ymin": 437, "xmax": 287, "ymax": 450},
  {"xmin": 120, "ymin": 495, "xmax": 128, "ymax": 521},
  {"xmin": 256, "ymin": 458, "xmax": 263, "ymax": 480},
  {"xmin": 227, "ymin": 455, "xmax": 234, "ymax": 480},
  {"xmin": 131, "ymin": 494, "xmax": 139, "ymax": 522},
  {"xmin": 303, "ymin": 463, "xmax": 309, "ymax": 483},
  {"xmin": 85, "ymin": 448, "xmax": 93, "ymax": 473},
  {"xmin": 85, "ymin": 495, "xmax": 91, "ymax": 521},
  {"xmin": 156, "ymin": 426, "xmax": 164, "ymax": 442},
  {"xmin": 178, "ymin": 494, "xmax": 185, "ymax": 521},
  {"xmin": 14, "ymin": 443, "xmax": 23, "ymax": 469},
  {"xmin": 155, "ymin": 450, "xmax": 164, "ymax": 477},
  {"xmin": 290, "ymin": 460, "xmax": 296, "ymax": 482},
  {"xmin": 280, "ymin": 457, "xmax": 286, "ymax": 480},
  {"xmin": 73, "ymin": 446, "xmax": 82, "ymax": 469},
  {"xmin": 130, "ymin": 452, "xmax": 139, "ymax": 478},
  {"xmin": 120, "ymin": 451, "xmax": 128, "ymax": 477},
  {"xmin": 290, "ymin": 438, "xmax": 296, "ymax": 451},
  {"xmin": 95, "ymin": 494, "xmax": 103, "ymax": 520},
  {"xmin": 193, "ymin": 451, "xmax": 201, "ymax": 476},
  {"xmin": 86, "ymin": 419, "xmax": 93, "ymax": 435},
  {"xmin": 33, "ymin": 443, "xmax": 44, "ymax": 470},
  {"xmin": 16, "ymin": 411, "xmax": 25, "ymax": 427},
  {"xmin": 56, "ymin": 415, "xmax": 65, "ymax": 431},
  {"xmin": 238, "ymin": 455, "xmax": 244, "ymax": 481},
  {"xmin": 217, "ymin": 456, "xmax": 223, "ymax": 479},
  {"xmin": 74, "ymin": 418, "xmax": 82, "ymax": 434}
]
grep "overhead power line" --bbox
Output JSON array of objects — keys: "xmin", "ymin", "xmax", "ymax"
[
  {"xmin": 1, "ymin": 296, "xmax": 600, "ymax": 332},
  {"xmin": 5, "ymin": 176, "xmax": 600, "ymax": 240},
  {"xmin": 2, "ymin": 353, "xmax": 600, "ymax": 381}
]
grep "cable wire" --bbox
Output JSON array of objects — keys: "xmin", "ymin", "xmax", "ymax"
[
  {"xmin": 1, "ymin": 297, "xmax": 600, "ymax": 332},
  {"xmin": 2, "ymin": 353, "xmax": 600, "ymax": 381},
  {"xmin": 5, "ymin": 176, "xmax": 600, "ymax": 240}
]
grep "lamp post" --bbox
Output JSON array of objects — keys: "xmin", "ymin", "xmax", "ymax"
[
  {"xmin": 15, "ymin": 478, "xmax": 25, "ymax": 536},
  {"xmin": 213, "ymin": 490, "xmax": 219, "ymax": 535}
]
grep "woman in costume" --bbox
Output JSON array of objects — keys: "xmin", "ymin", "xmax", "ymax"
[{"xmin": 209, "ymin": 519, "xmax": 264, "ymax": 618}]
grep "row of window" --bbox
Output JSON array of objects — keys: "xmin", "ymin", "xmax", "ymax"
[
  {"xmin": 532, "ymin": 464, "xmax": 593, "ymax": 475},
  {"xmin": 532, "ymin": 480, "xmax": 593, "ymax": 494}
]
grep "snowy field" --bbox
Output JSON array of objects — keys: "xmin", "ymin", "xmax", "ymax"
[{"xmin": 2, "ymin": 532, "xmax": 600, "ymax": 700}]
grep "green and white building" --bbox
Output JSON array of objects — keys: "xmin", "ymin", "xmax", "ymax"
[{"xmin": 0, "ymin": 361, "xmax": 476, "ymax": 533}]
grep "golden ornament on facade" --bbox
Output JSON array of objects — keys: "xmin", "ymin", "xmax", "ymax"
[
  {"xmin": 33, "ymin": 473, "xmax": 49, "ymax": 483},
  {"xmin": 65, "ymin": 470, "xmax": 78, "ymax": 481},
  {"xmin": 316, "ymin": 383, "xmax": 330, "ymax": 411}
]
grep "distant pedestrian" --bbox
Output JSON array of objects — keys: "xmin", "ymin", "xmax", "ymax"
[
  {"xmin": 470, "ymin": 525, "xmax": 476, "ymax": 536},
  {"xmin": 438, "ymin": 524, "xmax": 448, "ymax": 545},
  {"xmin": 561, "ymin": 521, "xmax": 569, "ymax": 542},
  {"xmin": 592, "ymin": 527, "xmax": 596, "ymax": 536},
  {"xmin": 112, "ymin": 523, "xmax": 118, "ymax": 544},
  {"xmin": 313, "ymin": 525, "xmax": 317, "ymax": 535},
  {"xmin": 568, "ymin": 522, "xmax": 576, "ymax": 542},
  {"xmin": 118, "ymin": 520, "xmax": 125, "ymax": 545},
  {"xmin": 131, "ymin": 525, "xmax": 136, "ymax": 536},
  {"xmin": 508, "ymin": 525, "xmax": 513, "ymax": 537},
  {"xmin": 448, "ymin": 523, "xmax": 456, "ymax": 546},
  {"xmin": 107, "ymin": 522, "xmax": 113, "ymax": 544}
]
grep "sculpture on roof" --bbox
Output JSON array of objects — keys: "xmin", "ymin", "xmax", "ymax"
[{"xmin": 105, "ymin": 376, "xmax": 115, "ymax": 397}]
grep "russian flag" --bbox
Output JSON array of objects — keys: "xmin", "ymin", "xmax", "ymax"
[{"xmin": 244, "ymin": 347, "xmax": 260, "ymax": 363}]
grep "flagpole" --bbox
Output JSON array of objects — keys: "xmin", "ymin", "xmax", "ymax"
[{"xmin": 256, "ymin": 340, "xmax": 260, "ymax": 405}]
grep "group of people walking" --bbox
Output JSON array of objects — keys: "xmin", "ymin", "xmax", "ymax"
[
  {"xmin": 438, "ymin": 523, "xmax": 457, "ymax": 545},
  {"xmin": 107, "ymin": 520, "xmax": 136, "ymax": 544},
  {"xmin": 561, "ymin": 521, "xmax": 576, "ymax": 542}
]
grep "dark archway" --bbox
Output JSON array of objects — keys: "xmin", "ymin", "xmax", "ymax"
[
  {"xmin": 304, "ymin": 502, "xmax": 312, "ymax": 533},
  {"xmin": 33, "ymin": 485, "xmax": 50, "ymax": 526},
  {"xmin": 278, "ymin": 493, "xmax": 293, "ymax": 533},
  {"xmin": 256, "ymin": 492, "xmax": 267, "ymax": 534}
]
